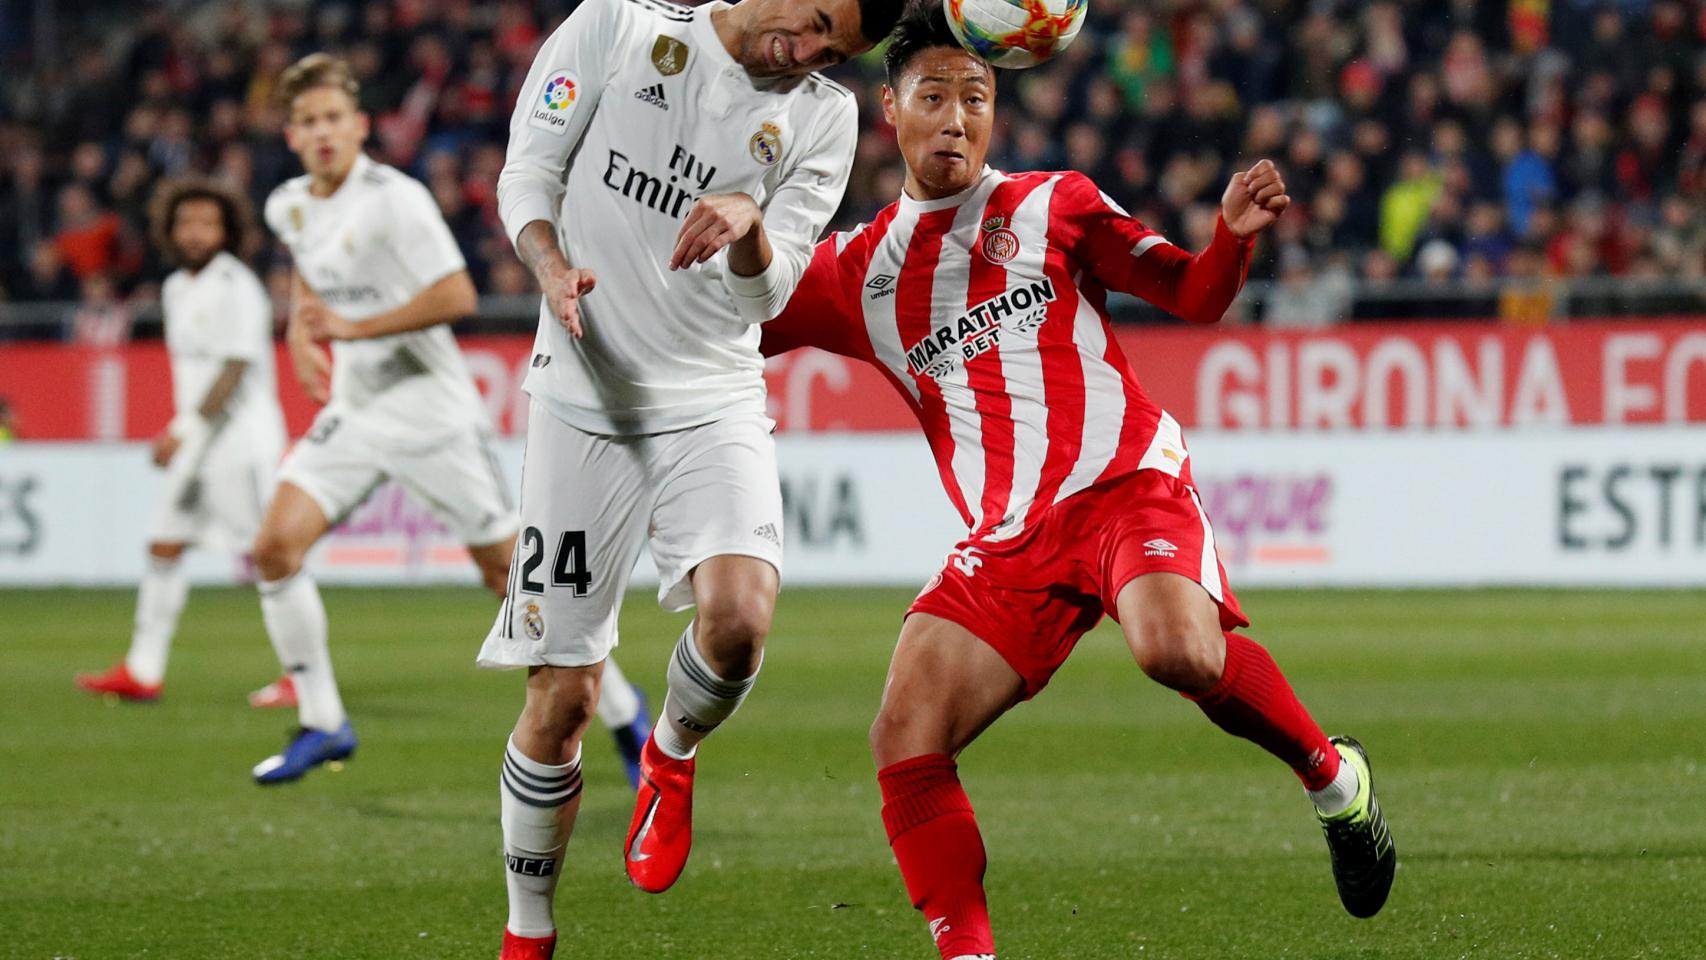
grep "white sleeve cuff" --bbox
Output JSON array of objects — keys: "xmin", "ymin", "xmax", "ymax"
[
  {"xmin": 500, "ymin": 193, "xmax": 563, "ymax": 250},
  {"xmin": 723, "ymin": 255, "xmax": 788, "ymax": 325}
]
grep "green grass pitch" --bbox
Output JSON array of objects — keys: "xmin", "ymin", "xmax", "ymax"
[{"xmin": 3, "ymin": 586, "xmax": 1703, "ymax": 959}]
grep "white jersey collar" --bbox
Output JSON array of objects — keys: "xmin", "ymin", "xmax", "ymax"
[{"xmin": 312, "ymin": 153, "xmax": 374, "ymax": 202}]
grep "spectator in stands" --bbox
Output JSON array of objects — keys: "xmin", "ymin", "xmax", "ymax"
[
  {"xmin": 0, "ymin": 397, "xmax": 15, "ymax": 443},
  {"xmin": 0, "ymin": 0, "xmax": 1701, "ymax": 328}
]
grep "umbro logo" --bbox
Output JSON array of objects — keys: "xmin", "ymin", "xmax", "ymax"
[
  {"xmin": 866, "ymin": 273, "xmax": 896, "ymax": 299},
  {"xmin": 634, "ymin": 83, "xmax": 669, "ymax": 110},
  {"xmin": 1143, "ymin": 538, "xmax": 1178, "ymax": 557}
]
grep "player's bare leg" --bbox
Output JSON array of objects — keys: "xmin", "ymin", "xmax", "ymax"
[
  {"xmin": 624, "ymin": 555, "xmax": 776, "ymax": 893},
  {"xmin": 473, "ymin": 532, "xmax": 654, "ymax": 789},
  {"xmin": 248, "ymin": 481, "xmax": 354, "ymax": 784},
  {"xmin": 499, "ymin": 662, "xmax": 601, "ymax": 958},
  {"xmin": 869, "ymin": 613, "xmax": 1021, "ymax": 960},
  {"xmin": 76, "ymin": 541, "xmax": 190, "ymax": 701},
  {"xmin": 1114, "ymin": 572, "xmax": 1395, "ymax": 916}
]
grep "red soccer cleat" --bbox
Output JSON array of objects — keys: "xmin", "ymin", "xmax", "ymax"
[
  {"xmin": 623, "ymin": 737, "xmax": 696, "ymax": 893},
  {"xmin": 499, "ymin": 929, "xmax": 556, "ymax": 960},
  {"xmin": 248, "ymin": 674, "xmax": 297, "ymax": 709},
  {"xmin": 75, "ymin": 663, "xmax": 161, "ymax": 702}
]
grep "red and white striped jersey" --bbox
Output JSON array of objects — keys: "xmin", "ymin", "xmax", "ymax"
[{"xmin": 762, "ymin": 166, "xmax": 1254, "ymax": 542}]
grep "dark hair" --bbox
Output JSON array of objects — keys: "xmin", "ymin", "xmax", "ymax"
[
  {"xmin": 278, "ymin": 52, "xmax": 360, "ymax": 109},
  {"xmin": 148, "ymin": 176, "xmax": 252, "ymax": 266},
  {"xmin": 882, "ymin": 4, "xmax": 972, "ymax": 85},
  {"xmin": 858, "ymin": 0, "xmax": 912, "ymax": 44}
]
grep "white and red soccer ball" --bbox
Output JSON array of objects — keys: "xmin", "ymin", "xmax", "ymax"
[{"xmin": 943, "ymin": 0, "xmax": 1089, "ymax": 70}]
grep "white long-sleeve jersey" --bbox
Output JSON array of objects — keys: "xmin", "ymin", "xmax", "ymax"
[
  {"xmin": 498, "ymin": 0, "xmax": 859, "ymax": 436},
  {"xmin": 161, "ymin": 251, "xmax": 285, "ymax": 458},
  {"xmin": 266, "ymin": 155, "xmax": 488, "ymax": 450}
]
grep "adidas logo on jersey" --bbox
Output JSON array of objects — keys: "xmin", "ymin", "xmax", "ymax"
[
  {"xmin": 1143, "ymin": 538, "xmax": 1179, "ymax": 557},
  {"xmin": 634, "ymin": 83, "xmax": 669, "ymax": 110},
  {"xmin": 753, "ymin": 522, "xmax": 781, "ymax": 546}
]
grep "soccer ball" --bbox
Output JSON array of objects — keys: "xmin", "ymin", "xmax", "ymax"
[{"xmin": 943, "ymin": 0, "xmax": 1089, "ymax": 70}]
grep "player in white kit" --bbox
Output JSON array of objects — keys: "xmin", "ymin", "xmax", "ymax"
[
  {"xmin": 483, "ymin": 0, "xmax": 905, "ymax": 955},
  {"xmin": 246, "ymin": 54, "xmax": 650, "ymax": 789},
  {"xmin": 76, "ymin": 177, "xmax": 284, "ymax": 702}
]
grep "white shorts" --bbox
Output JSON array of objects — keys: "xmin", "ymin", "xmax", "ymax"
[
  {"xmin": 147, "ymin": 437, "xmax": 277, "ymax": 550},
  {"xmin": 277, "ymin": 408, "xmax": 519, "ymax": 547},
  {"xmin": 477, "ymin": 402, "xmax": 783, "ymax": 670}
]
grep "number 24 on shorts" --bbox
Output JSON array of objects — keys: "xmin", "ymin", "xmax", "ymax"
[{"xmin": 518, "ymin": 526, "xmax": 593, "ymax": 597}]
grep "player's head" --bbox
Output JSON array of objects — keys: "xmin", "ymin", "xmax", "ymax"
[
  {"xmin": 279, "ymin": 53, "xmax": 369, "ymax": 183},
  {"xmin": 149, "ymin": 176, "xmax": 251, "ymax": 272},
  {"xmin": 723, "ymin": 0, "xmax": 906, "ymax": 78},
  {"xmin": 882, "ymin": 7, "xmax": 994, "ymax": 200}
]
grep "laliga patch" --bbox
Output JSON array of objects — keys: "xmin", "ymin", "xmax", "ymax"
[{"xmin": 528, "ymin": 70, "xmax": 580, "ymax": 135}]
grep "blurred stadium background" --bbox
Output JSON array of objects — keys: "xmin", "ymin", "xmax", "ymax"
[{"xmin": 1, "ymin": 1, "xmax": 1703, "ymax": 958}]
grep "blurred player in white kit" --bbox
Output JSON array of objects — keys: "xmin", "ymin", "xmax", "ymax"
[
  {"xmin": 76, "ymin": 177, "xmax": 283, "ymax": 703},
  {"xmin": 482, "ymin": 0, "xmax": 906, "ymax": 955},
  {"xmin": 249, "ymin": 53, "xmax": 651, "ymax": 787}
]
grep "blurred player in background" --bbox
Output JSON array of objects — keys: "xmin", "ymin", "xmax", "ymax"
[
  {"xmin": 76, "ymin": 177, "xmax": 283, "ymax": 703},
  {"xmin": 761, "ymin": 12, "xmax": 1397, "ymax": 958},
  {"xmin": 483, "ymin": 0, "xmax": 905, "ymax": 954},
  {"xmin": 252, "ymin": 53, "xmax": 651, "ymax": 788}
]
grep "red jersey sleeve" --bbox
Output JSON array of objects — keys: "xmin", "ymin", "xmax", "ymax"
[
  {"xmin": 759, "ymin": 228, "xmax": 869, "ymax": 360},
  {"xmin": 1052, "ymin": 171, "xmax": 1255, "ymax": 325}
]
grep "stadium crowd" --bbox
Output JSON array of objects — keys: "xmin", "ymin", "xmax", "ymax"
[{"xmin": 1, "ymin": 0, "xmax": 1703, "ymax": 331}]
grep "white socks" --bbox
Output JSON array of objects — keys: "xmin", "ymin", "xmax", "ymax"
[
  {"xmin": 1307, "ymin": 751, "xmax": 1361, "ymax": 817},
  {"xmin": 258, "ymin": 571, "xmax": 346, "ymax": 732},
  {"xmin": 653, "ymin": 622, "xmax": 759, "ymax": 761},
  {"xmin": 124, "ymin": 554, "xmax": 188, "ymax": 685},
  {"xmin": 501, "ymin": 738, "xmax": 582, "ymax": 937},
  {"xmin": 595, "ymin": 656, "xmax": 640, "ymax": 730}
]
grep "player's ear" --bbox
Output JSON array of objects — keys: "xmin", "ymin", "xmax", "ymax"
[
  {"xmin": 882, "ymin": 84, "xmax": 896, "ymax": 128},
  {"xmin": 355, "ymin": 110, "xmax": 371, "ymax": 143}
]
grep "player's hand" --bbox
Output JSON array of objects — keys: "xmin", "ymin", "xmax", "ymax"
[
  {"xmin": 151, "ymin": 431, "xmax": 180, "ymax": 468},
  {"xmin": 286, "ymin": 334, "xmax": 334, "ymax": 404},
  {"xmin": 295, "ymin": 301, "xmax": 359, "ymax": 342},
  {"xmin": 542, "ymin": 265, "xmax": 598, "ymax": 338},
  {"xmin": 1222, "ymin": 159, "xmax": 1290, "ymax": 238},
  {"xmin": 671, "ymin": 193, "xmax": 763, "ymax": 271}
]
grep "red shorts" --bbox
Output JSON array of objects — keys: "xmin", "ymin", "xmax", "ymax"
[{"xmin": 908, "ymin": 468, "xmax": 1248, "ymax": 698}]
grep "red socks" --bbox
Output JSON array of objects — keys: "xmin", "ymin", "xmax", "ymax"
[
  {"xmin": 877, "ymin": 754, "xmax": 995, "ymax": 960},
  {"xmin": 1186, "ymin": 632, "xmax": 1340, "ymax": 790}
]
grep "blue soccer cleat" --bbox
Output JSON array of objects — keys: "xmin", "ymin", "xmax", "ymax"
[
  {"xmin": 252, "ymin": 723, "xmax": 358, "ymax": 785},
  {"xmin": 611, "ymin": 687, "xmax": 652, "ymax": 791}
]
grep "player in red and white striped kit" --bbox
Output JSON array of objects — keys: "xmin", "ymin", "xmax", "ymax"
[{"xmin": 761, "ymin": 11, "xmax": 1396, "ymax": 958}]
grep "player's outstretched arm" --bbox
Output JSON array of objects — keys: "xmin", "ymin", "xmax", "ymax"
[
  {"xmin": 516, "ymin": 220, "xmax": 597, "ymax": 339},
  {"xmin": 299, "ymin": 270, "xmax": 478, "ymax": 343},
  {"xmin": 286, "ymin": 271, "xmax": 333, "ymax": 404},
  {"xmin": 154, "ymin": 358, "xmax": 250, "ymax": 468},
  {"xmin": 1071, "ymin": 161, "xmax": 1288, "ymax": 325}
]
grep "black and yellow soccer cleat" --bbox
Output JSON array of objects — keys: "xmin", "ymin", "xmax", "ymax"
[{"xmin": 1317, "ymin": 735, "xmax": 1396, "ymax": 918}]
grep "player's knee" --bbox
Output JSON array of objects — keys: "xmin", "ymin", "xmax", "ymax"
[
  {"xmin": 148, "ymin": 542, "xmax": 186, "ymax": 562},
  {"xmin": 522, "ymin": 669, "xmax": 600, "ymax": 744},
  {"xmin": 868, "ymin": 701, "xmax": 949, "ymax": 765},
  {"xmin": 1135, "ymin": 622, "xmax": 1224, "ymax": 693},
  {"xmin": 695, "ymin": 595, "xmax": 772, "ymax": 678},
  {"xmin": 251, "ymin": 529, "xmax": 303, "ymax": 582},
  {"xmin": 479, "ymin": 561, "xmax": 508, "ymax": 598}
]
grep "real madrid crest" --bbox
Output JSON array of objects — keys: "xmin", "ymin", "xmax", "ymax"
[
  {"xmin": 652, "ymin": 35, "xmax": 689, "ymax": 76},
  {"xmin": 289, "ymin": 206, "xmax": 304, "ymax": 232},
  {"xmin": 523, "ymin": 602, "xmax": 546, "ymax": 641},
  {"xmin": 981, "ymin": 226, "xmax": 1020, "ymax": 264},
  {"xmin": 749, "ymin": 121, "xmax": 783, "ymax": 166}
]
